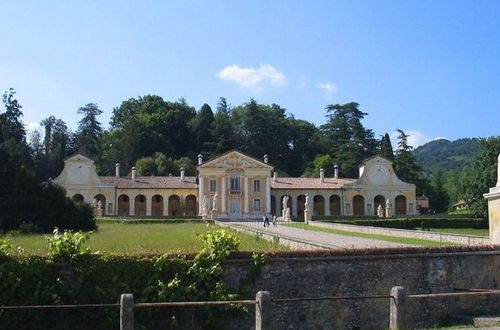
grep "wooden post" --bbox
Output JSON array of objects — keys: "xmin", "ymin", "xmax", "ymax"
[
  {"xmin": 120, "ymin": 293, "xmax": 134, "ymax": 330},
  {"xmin": 256, "ymin": 291, "xmax": 272, "ymax": 330},
  {"xmin": 390, "ymin": 286, "xmax": 407, "ymax": 329}
]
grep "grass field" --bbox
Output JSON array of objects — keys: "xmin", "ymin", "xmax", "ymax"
[
  {"xmin": 1, "ymin": 222, "xmax": 288, "ymax": 255},
  {"xmin": 428, "ymin": 228, "xmax": 489, "ymax": 237},
  {"xmin": 285, "ymin": 222, "xmax": 453, "ymax": 247}
]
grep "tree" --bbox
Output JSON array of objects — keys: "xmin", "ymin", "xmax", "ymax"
[
  {"xmin": 211, "ymin": 97, "xmax": 236, "ymax": 154},
  {"xmin": 459, "ymin": 137, "xmax": 500, "ymax": 218},
  {"xmin": 302, "ymin": 154, "xmax": 335, "ymax": 177},
  {"xmin": 430, "ymin": 168, "xmax": 450, "ymax": 212},
  {"xmin": 192, "ymin": 103, "xmax": 215, "ymax": 154},
  {"xmin": 76, "ymin": 103, "xmax": 103, "ymax": 159},
  {"xmin": 320, "ymin": 102, "xmax": 377, "ymax": 177},
  {"xmin": 393, "ymin": 129, "xmax": 427, "ymax": 193},
  {"xmin": 379, "ymin": 133, "xmax": 394, "ymax": 160}
]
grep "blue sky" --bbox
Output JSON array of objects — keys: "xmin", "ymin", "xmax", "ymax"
[{"xmin": 1, "ymin": 0, "xmax": 499, "ymax": 147}]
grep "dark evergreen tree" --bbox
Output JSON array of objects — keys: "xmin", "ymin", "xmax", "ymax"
[
  {"xmin": 192, "ymin": 103, "xmax": 215, "ymax": 154},
  {"xmin": 211, "ymin": 97, "xmax": 236, "ymax": 155},
  {"xmin": 393, "ymin": 129, "xmax": 427, "ymax": 193},
  {"xmin": 76, "ymin": 103, "xmax": 103, "ymax": 159},
  {"xmin": 380, "ymin": 133, "xmax": 394, "ymax": 160},
  {"xmin": 430, "ymin": 168, "xmax": 450, "ymax": 212},
  {"xmin": 320, "ymin": 102, "xmax": 377, "ymax": 177}
]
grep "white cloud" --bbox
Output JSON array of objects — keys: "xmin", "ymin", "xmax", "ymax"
[
  {"xmin": 389, "ymin": 129, "xmax": 448, "ymax": 149},
  {"xmin": 217, "ymin": 64, "xmax": 287, "ymax": 91},
  {"xmin": 316, "ymin": 82, "xmax": 338, "ymax": 97}
]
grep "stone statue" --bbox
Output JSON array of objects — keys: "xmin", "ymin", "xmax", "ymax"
[
  {"xmin": 385, "ymin": 198, "xmax": 392, "ymax": 218},
  {"xmin": 212, "ymin": 193, "xmax": 218, "ymax": 211},
  {"xmin": 304, "ymin": 194, "xmax": 312, "ymax": 224},
  {"xmin": 96, "ymin": 200, "xmax": 103, "ymax": 217},
  {"xmin": 282, "ymin": 196, "xmax": 291, "ymax": 222},
  {"xmin": 304, "ymin": 194, "xmax": 310, "ymax": 212},
  {"xmin": 377, "ymin": 204, "xmax": 384, "ymax": 218}
]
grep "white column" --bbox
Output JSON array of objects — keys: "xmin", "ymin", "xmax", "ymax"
[
  {"xmin": 244, "ymin": 176, "xmax": 249, "ymax": 214},
  {"xmin": 146, "ymin": 196, "xmax": 152, "ymax": 216},
  {"xmin": 266, "ymin": 177, "xmax": 271, "ymax": 214},
  {"xmin": 198, "ymin": 177, "xmax": 204, "ymax": 215},
  {"xmin": 221, "ymin": 176, "xmax": 226, "ymax": 213}
]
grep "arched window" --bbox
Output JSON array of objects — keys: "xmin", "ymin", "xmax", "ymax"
[
  {"xmin": 118, "ymin": 195, "xmax": 130, "ymax": 216},
  {"xmin": 185, "ymin": 195, "xmax": 197, "ymax": 216},
  {"xmin": 330, "ymin": 195, "xmax": 341, "ymax": 216},
  {"xmin": 168, "ymin": 195, "xmax": 181, "ymax": 216},
  {"xmin": 395, "ymin": 195, "xmax": 407, "ymax": 215},
  {"xmin": 313, "ymin": 195, "xmax": 325, "ymax": 216},
  {"xmin": 135, "ymin": 195, "xmax": 146, "ymax": 216},
  {"xmin": 374, "ymin": 195, "xmax": 385, "ymax": 215},
  {"xmin": 152, "ymin": 195, "xmax": 163, "ymax": 217},
  {"xmin": 353, "ymin": 195, "xmax": 365, "ymax": 216}
]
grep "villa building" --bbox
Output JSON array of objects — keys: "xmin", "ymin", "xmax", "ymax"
[{"xmin": 53, "ymin": 150, "xmax": 417, "ymax": 218}]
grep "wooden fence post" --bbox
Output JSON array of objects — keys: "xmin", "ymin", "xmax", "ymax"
[
  {"xmin": 120, "ymin": 293, "xmax": 134, "ymax": 330},
  {"xmin": 390, "ymin": 286, "xmax": 407, "ymax": 329},
  {"xmin": 256, "ymin": 291, "xmax": 272, "ymax": 330}
]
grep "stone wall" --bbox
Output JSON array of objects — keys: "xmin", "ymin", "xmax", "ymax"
[{"xmin": 223, "ymin": 249, "xmax": 500, "ymax": 329}]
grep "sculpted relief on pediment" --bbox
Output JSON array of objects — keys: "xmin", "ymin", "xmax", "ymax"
[{"xmin": 212, "ymin": 155, "xmax": 254, "ymax": 168}]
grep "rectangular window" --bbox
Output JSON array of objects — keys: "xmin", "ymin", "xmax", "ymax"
[
  {"xmin": 254, "ymin": 199, "xmax": 261, "ymax": 212},
  {"xmin": 209, "ymin": 179, "xmax": 217, "ymax": 192},
  {"xmin": 230, "ymin": 177, "xmax": 240, "ymax": 193},
  {"xmin": 254, "ymin": 179, "xmax": 260, "ymax": 192}
]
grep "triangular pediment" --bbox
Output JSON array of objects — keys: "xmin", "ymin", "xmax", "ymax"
[{"xmin": 198, "ymin": 150, "xmax": 273, "ymax": 169}]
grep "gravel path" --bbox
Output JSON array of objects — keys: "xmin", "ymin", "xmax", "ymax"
[{"xmin": 224, "ymin": 221, "xmax": 416, "ymax": 249}]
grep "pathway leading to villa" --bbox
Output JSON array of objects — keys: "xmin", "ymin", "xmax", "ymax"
[{"xmin": 221, "ymin": 220, "xmax": 416, "ymax": 249}]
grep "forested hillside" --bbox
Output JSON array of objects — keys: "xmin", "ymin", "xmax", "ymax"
[{"xmin": 413, "ymin": 138, "xmax": 479, "ymax": 176}]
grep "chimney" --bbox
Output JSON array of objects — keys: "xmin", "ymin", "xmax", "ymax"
[
  {"xmin": 198, "ymin": 154, "xmax": 203, "ymax": 165},
  {"xmin": 320, "ymin": 168, "xmax": 325, "ymax": 182},
  {"xmin": 263, "ymin": 154, "xmax": 268, "ymax": 163},
  {"xmin": 180, "ymin": 167, "xmax": 185, "ymax": 181},
  {"xmin": 131, "ymin": 167, "xmax": 136, "ymax": 180},
  {"xmin": 334, "ymin": 164, "xmax": 339, "ymax": 179},
  {"xmin": 115, "ymin": 163, "xmax": 120, "ymax": 177},
  {"xmin": 273, "ymin": 171, "xmax": 278, "ymax": 182}
]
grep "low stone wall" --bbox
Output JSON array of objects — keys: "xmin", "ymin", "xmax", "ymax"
[
  {"xmin": 313, "ymin": 220, "xmax": 489, "ymax": 245},
  {"xmin": 223, "ymin": 248, "xmax": 500, "ymax": 329},
  {"xmin": 216, "ymin": 221, "xmax": 330, "ymax": 250}
]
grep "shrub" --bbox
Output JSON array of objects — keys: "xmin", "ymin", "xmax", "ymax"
[
  {"xmin": 46, "ymin": 228, "xmax": 91, "ymax": 262},
  {"xmin": 323, "ymin": 217, "xmax": 488, "ymax": 229},
  {"xmin": 0, "ymin": 238, "xmax": 11, "ymax": 256}
]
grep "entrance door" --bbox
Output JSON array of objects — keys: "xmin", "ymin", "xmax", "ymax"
[{"xmin": 230, "ymin": 199, "xmax": 240, "ymax": 215}]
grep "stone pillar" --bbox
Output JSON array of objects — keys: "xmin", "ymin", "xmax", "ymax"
[
  {"xmin": 244, "ymin": 176, "xmax": 249, "ymax": 214},
  {"xmin": 120, "ymin": 294, "xmax": 134, "ymax": 330},
  {"xmin": 291, "ymin": 194, "xmax": 297, "ymax": 217},
  {"xmin": 255, "ymin": 291, "xmax": 271, "ymax": 330},
  {"xmin": 266, "ymin": 177, "xmax": 271, "ymax": 214},
  {"xmin": 163, "ymin": 196, "xmax": 169, "ymax": 216},
  {"xmin": 198, "ymin": 177, "xmax": 204, "ymax": 215},
  {"xmin": 146, "ymin": 196, "xmax": 152, "ymax": 216},
  {"xmin": 221, "ymin": 176, "xmax": 226, "ymax": 214},
  {"xmin": 485, "ymin": 153, "xmax": 500, "ymax": 243},
  {"xmin": 129, "ymin": 197, "xmax": 135, "ymax": 216},
  {"xmin": 324, "ymin": 194, "xmax": 331, "ymax": 216},
  {"xmin": 389, "ymin": 286, "xmax": 407, "ymax": 329}
]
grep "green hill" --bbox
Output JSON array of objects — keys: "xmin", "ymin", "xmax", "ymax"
[{"xmin": 413, "ymin": 138, "xmax": 479, "ymax": 176}]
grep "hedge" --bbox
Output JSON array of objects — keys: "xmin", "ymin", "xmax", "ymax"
[{"xmin": 320, "ymin": 217, "xmax": 488, "ymax": 229}]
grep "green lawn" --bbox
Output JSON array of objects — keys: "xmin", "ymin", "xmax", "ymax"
[
  {"xmin": 428, "ymin": 227, "xmax": 489, "ymax": 237},
  {"xmin": 1, "ymin": 222, "xmax": 288, "ymax": 255},
  {"xmin": 285, "ymin": 222, "xmax": 453, "ymax": 247}
]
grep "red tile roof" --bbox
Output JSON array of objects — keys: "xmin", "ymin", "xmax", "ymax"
[
  {"xmin": 270, "ymin": 177, "xmax": 356, "ymax": 190},
  {"xmin": 101, "ymin": 176, "xmax": 198, "ymax": 189}
]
